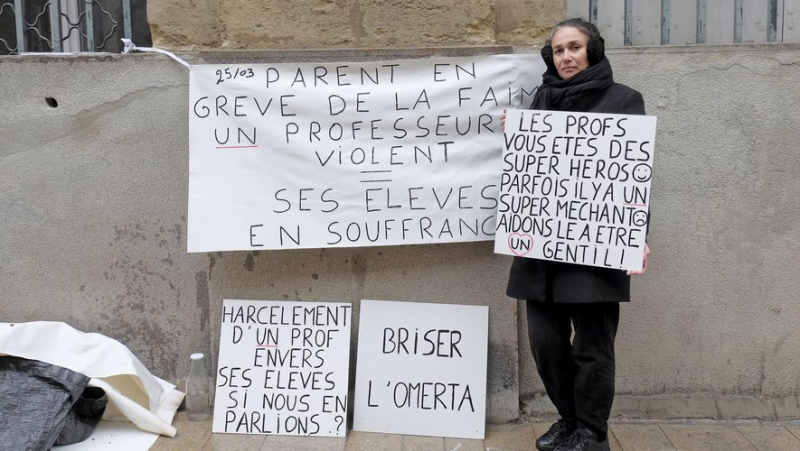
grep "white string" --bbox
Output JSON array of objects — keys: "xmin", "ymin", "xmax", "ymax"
[{"xmin": 120, "ymin": 38, "xmax": 191, "ymax": 70}]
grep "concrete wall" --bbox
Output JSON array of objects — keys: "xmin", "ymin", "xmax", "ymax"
[
  {"xmin": 2, "ymin": 44, "xmax": 799, "ymax": 422},
  {"xmin": 0, "ymin": 54, "xmax": 210, "ymax": 379}
]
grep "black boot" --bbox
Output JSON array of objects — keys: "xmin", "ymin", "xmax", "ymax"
[
  {"xmin": 536, "ymin": 419, "xmax": 575, "ymax": 451},
  {"xmin": 554, "ymin": 427, "xmax": 609, "ymax": 451}
]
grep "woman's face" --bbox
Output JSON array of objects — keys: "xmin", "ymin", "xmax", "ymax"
[{"xmin": 551, "ymin": 26, "xmax": 590, "ymax": 79}]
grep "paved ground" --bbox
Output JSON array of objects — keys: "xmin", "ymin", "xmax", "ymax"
[{"xmin": 151, "ymin": 413, "xmax": 800, "ymax": 450}]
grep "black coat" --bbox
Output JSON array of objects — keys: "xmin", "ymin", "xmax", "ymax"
[{"xmin": 506, "ymin": 82, "xmax": 646, "ymax": 303}]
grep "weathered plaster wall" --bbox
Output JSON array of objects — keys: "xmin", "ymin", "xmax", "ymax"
[
  {"xmin": 0, "ymin": 54, "xmax": 210, "ymax": 378},
  {"xmin": 617, "ymin": 45, "xmax": 800, "ymax": 399},
  {"xmin": 1, "ymin": 44, "xmax": 799, "ymax": 422},
  {"xmin": 147, "ymin": 0, "xmax": 564, "ymax": 50}
]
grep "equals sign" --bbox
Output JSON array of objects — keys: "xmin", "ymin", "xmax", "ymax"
[{"xmin": 360, "ymin": 170, "xmax": 393, "ymax": 183}]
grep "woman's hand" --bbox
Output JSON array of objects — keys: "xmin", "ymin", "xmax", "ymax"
[
  {"xmin": 626, "ymin": 243, "xmax": 650, "ymax": 275},
  {"xmin": 500, "ymin": 108, "xmax": 506, "ymax": 131}
]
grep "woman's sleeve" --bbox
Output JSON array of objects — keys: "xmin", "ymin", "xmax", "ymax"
[{"xmin": 621, "ymin": 89, "xmax": 646, "ymax": 115}]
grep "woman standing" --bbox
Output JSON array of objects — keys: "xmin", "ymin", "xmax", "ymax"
[{"xmin": 505, "ymin": 18, "xmax": 651, "ymax": 451}]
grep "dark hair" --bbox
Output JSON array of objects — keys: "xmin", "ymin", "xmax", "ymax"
[{"xmin": 541, "ymin": 18, "xmax": 606, "ymax": 76}]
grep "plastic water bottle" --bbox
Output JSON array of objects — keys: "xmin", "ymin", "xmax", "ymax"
[{"xmin": 185, "ymin": 352, "xmax": 211, "ymax": 421}]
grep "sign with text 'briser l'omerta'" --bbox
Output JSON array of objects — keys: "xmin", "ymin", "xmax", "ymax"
[
  {"xmin": 494, "ymin": 109, "xmax": 657, "ymax": 271},
  {"xmin": 188, "ymin": 55, "xmax": 543, "ymax": 252},
  {"xmin": 213, "ymin": 300, "xmax": 352, "ymax": 437},
  {"xmin": 353, "ymin": 300, "xmax": 488, "ymax": 439}
]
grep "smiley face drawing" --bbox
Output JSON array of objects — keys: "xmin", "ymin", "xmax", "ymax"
[
  {"xmin": 632, "ymin": 163, "xmax": 652, "ymax": 183},
  {"xmin": 632, "ymin": 210, "xmax": 648, "ymax": 227}
]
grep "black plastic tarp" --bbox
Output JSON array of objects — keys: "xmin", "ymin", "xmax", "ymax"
[{"xmin": 0, "ymin": 356, "xmax": 107, "ymax": 450}]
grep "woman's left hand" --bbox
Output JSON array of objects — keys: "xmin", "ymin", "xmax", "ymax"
[{"xmin": 626, "ymin": 243, "xmax": 651, "ymax": 275}]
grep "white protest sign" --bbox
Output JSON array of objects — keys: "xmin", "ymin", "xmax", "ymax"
[
  {"xmin": 494, "ymin": 109, "xmax": 657, "ymax": 271},
  {"xmin": 353, "ymin": 300, "xmax": 488, "ymax": 439},
  {"xmin": 188, "ymin": 55, "xmax": 543, "ymax": 252},
  {"xmin": 212, "ymin": 300, "xmax": 352, "ymax": 437}
]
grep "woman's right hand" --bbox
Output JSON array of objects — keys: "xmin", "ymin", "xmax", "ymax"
[{"xmin": 500, "ymin": 108, "xmax": 507, "ymax": 131}]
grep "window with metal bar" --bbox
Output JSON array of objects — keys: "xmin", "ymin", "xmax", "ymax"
[
  {"xmin": 0, "ymin": 0, "xmax": 151, "ymax": 54},
  {"xmin": 569, "ymin": 0, "xmax": 795, "ymax": 46}
]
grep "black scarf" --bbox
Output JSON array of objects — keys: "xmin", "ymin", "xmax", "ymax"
[{"xmin": 530, "ymin": 57, "xmax": 614, "ymax": 110}]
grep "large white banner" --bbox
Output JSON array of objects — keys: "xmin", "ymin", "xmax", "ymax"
[
  {"xmin": 353, "ymin": 300, "xmax": 488, "ymax": 439},
  {"xmin": 494, "ymin": 109, "xmax": 657, "ymax": 271},
  {"xmin": 213, "ymin": 300, "xmax": 352, "ymax": 437},
  {"xmin": 188, "ymin": 55, "xmax": 543, "ymax": 252}
]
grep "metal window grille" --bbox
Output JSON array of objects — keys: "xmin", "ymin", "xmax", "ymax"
[
  {"xmin": 568, "ymin": 0, "xmax": 800, "ymax": 46},
  {"xmin": 0, "ymin": 0, "xmax": 147, "ymax": 54}
]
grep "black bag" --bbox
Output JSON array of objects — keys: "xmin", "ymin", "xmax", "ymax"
[{"xmin": 0, "ymin": 356, "xmax": 107, "ymax": 450}]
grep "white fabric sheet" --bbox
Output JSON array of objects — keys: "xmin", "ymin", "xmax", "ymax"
[{"xmin": 0, "ymin": 321, "xmax": 183, "ymax": 437}]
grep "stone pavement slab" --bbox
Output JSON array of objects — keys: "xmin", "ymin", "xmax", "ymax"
[
  {"xmin": 151, "ymin": 417, "xmax": 800, "ymax": 451},
  {"xmin": 149, "ymin": 413, "xmax": 211, "ymax": 451},
  {"xmin": 444, "ymin": 436, "xmax": 484, "ymax": 451},
  {"xmin": 484, "ymin": 420, "xmax": 535, "ymax": 451},
  {"xmin": 401, "ymin": 435, "xmax": 445, "ymax": 451},
  {"xmin": 736, "ymin": 425, "xmax": 800, "ymax": 451},
  {"xmin": 201, "ymin": 432, "xmax": 266, "ymax": 450},
  {"xmin": 530, "ymin": 419, "xmax": 552, "ymax": 439},
  {"xmin": 659, "ymin": 424, "xmax": 756, "ymax": 451},
  {"xmin": 607, "ymin": 429, "xmax": 623, "ymax": 451},
  {"xmin": 610, "ymin": 423, "xmax": 676, "ymax": 451},
  {"xmin": 345, "ymin": 430, "xmax": 402, "ymax": 451},
  {"xmin": 260, "ymin": 435, "xmax": 346, "ymax": 450}
]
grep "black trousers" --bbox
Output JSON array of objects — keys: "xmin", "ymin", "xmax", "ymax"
[{"xmin": 526, "ymin": 300, "xmax": 620, "ymax": 438}]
